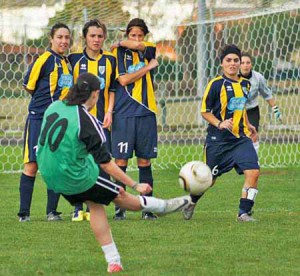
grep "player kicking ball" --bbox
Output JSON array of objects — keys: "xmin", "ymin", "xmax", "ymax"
[{"xmin": 36, "ymin": 73, "xmax": 190, "ymax": 273}]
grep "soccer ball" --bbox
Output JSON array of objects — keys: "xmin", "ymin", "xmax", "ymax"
[{"xmin": 178, "ymin": 161, "xmax": 212, "ymax": 195}]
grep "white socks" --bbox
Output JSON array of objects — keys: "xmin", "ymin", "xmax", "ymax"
[
  {"xmin": 101, "ymin": 242, "xmax": 121, "ymax": 265},
  {"xmin": 138, "ymin": 196, "xmax": 166, "ymax": 213},
  {"xmin": 253, "ymin": 141, "xmax": 259, "ymax": 155}
]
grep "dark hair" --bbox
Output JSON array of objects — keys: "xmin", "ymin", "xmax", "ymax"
[
  {"xmin": 66, "ymin": 73, "xmax": 100, "ymax": 105},
  {"xmin": 241, "ymin": 52, "xmax": 253, "ymax": 62},
  {"xmin": 220, "ymin": 44, "xmax": 241, "ymax": 63},
  {"xmin": 82, "ymin": 19, "xmax": 107, "ymax": 39},
  {"xmin": 126, "ymin": 18, "xmax": 149, "ymax": 36},
  {"xmin": 50, "ymin": 23, "xmax": 70, "ymax": 38}
]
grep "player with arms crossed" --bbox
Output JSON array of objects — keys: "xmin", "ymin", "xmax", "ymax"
[
  {"xmin": 183, "ymin": 44, "xmax": 260, "ymax": 222},
  {"xmin": 18, "ymin": 23, "xmax": 72, "ymax": 222},
  {"xmin": 68, "ymin": 19, "xmax": 116, "ymax": 222},
  {"xmin": 240, "ymin": 52, "xmax": 282, "ymax": 154},
  {"xmin": 110, "ymin": 18, "xmax": 159, "ymax": 220},
  {"xmin": 36, "ymin": 73, "xmax": 190, "ymax": 273}
]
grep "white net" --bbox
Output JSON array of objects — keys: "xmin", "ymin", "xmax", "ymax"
[{"xmin": 0, "ymin": 0, "xmax": 299, "ymax": 172}]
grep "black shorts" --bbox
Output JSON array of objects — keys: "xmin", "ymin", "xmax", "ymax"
[
  {"xmin": 62, "ymin": 176, "xmax": 120, "ymax": 206},
  {"xmin": 246, "ymin": 106, "xmax": 260, "ymax": 131}
]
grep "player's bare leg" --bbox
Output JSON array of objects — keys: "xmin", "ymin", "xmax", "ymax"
[{"xmin": 86, "ymin": 201, "xmax": 123, "ymax": 273}]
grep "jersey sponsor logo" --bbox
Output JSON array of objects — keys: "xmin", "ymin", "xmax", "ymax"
[
  {"xmin": 58, "ymin": 74, "xmax": 73, "ymax": 88},
  {"xmin": 99, "ymin": 66, "xmax": 105, "ymax": 75},
  {"xmin": 227, "ymin": 97, "xmax": 247, "ymax": 112},
  {"xmin": 99, "ymin": 77, "xmax": 105, "ymax": 90},
  {"xmin": 126, "ymin": 55, "xmax": 132, "ymax": 61},
  {"xmin": 127, "ymin": 62, "xmax": 145, "ymax": 73}
]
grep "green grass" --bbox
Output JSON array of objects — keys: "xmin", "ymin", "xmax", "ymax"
[{"xmin": 1, "ymin": 167, "xmax": 300, "ymax": 275}]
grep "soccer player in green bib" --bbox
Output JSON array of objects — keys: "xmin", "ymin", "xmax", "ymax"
[{"xmin": 36, "ymin": 72, "xmax": 190, "ymax": 273}]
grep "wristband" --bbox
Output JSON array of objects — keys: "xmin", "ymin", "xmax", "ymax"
[
  {"xmin": 217, "ymin": 121, "xmax": 222, "ymax": 129},
  {"xmin": 131, "ymin": 182, "xmax": 138, "ymax": 190}
]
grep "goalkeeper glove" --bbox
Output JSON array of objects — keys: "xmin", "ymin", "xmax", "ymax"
[{"xmin": 272, "ymin": 105, "xmax": 282, "ymax": 122}]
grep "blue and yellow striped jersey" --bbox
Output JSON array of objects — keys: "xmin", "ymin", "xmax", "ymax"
[
  {"xmin": 68, "ymin": 49, "xmax": 116, "ymax": 123},
  {"xmin": 23, "ymin": 49, "xmax": 72, "ymax": 119},
  {"xmin": 201, "ymin": 75, "xmax": 251, "ymax": 142},
  {"xmin": 113, "ymin": 42, "xmax": 157, "ymax": 117}
]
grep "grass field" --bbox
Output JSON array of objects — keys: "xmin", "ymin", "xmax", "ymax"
[{"xmin": 1, "ymin": 167, "xmax": 300, "ymax": 275}]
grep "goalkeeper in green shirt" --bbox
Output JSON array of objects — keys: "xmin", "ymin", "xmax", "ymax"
[{"xmin": 36, "ymin": 72, "xmax": 190, "ymax": 273}]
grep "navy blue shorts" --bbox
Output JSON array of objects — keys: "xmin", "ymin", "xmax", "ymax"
[
  {"xmin": 111, "ymin": 115, "xmax": 158, "ymax": 159},
  {"xmin": 23, "ymin": 117, "xmax": 42, "ymax": 163},
  {"xmin": 62, "ymin": 175, "xmax": 120, "ymax": 206},
  {"xmin": 205, "ymin": 137, "xmax": 259, "ymax": 178}
]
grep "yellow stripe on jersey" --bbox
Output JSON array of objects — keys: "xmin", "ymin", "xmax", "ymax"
[
  {"xmin": 201, "ymin": 76, "xmax": 223, "ymax": 113},
  {"xmin": 231, "ymin": 82, "xmax": 244, "ymax": 137},
  {"xmin": 243, "ymin": 109, "xmax": 251, "ymax": 136},
  {"xmin": 220, "ymin": 84, "xmax": 227, "ymax": 120},
  {"xmin": 104, "ymin": 58, "xmax": 112, "ymax": 113},
  {"xmin": 49, "ymin": 63, "xmax": 58, "ymax": 98},
  {"xmin": 145, "ymin": 59, "xmax": 157, "ymax": 113},
  {"xmin": 26, "ymin": 52, "xmax": 52, "ymax": 91},
  {"xmin": 59, "ymin": 58, "xmax": 70, "ymax": 100},
  {"xmin": 131, "ymin": 52, "xmax": 143, "ymax": 103},
  {"xmin": 87, "ymin": 59, "xmax": 99, "ymax": 116},
  {"xmin": 23, "ymin": 121, "xmax": 30, "ymax": 164}
]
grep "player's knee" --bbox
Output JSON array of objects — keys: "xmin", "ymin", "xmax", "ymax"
[
  {"xmin": 115, "ymin": 159, "xmax": 128, "ymax": 167},
  {"xmin": 23, "ymin": 162, "xmax": 38, "ymax": 176},
  {"xmin": 137, "ymin": 158, "xmax": 151, "ymax": 167}
]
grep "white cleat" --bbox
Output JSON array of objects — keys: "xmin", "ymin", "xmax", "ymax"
[
  {"xmin": 237, "ymin": 213, "xmax": 256, "ymax": 222},
  {"xmin": 162, "ymin": 196, "xmax": 191, "ymax": 215},
  {"xmin": 183, "ymin": 203, "xmax": 196, "ymax": 220}
]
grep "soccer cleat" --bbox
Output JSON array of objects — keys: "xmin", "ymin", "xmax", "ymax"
[
  {"xmin": 84, "ymin": 211, "xmax": 90, "ymax": 222},
  {"xmin": 107, "ymin": 263, "xmax": 123, "ymax": 273},
  {"xmin": 47, "ymin": 211, "xmax": 63, "ymax": 221},
  {"xmin": 142, "ymin": 212, "xmax": 158, "ymax": 220},
  {"xmin": 72, "ymin": 210, "xmax": 84, "ymax": 222},
  {"xmin": 183, "ymin": 203, "xmax": 196, "ymax": 220},
  {"xmin": 237, "ymin": 213, "xmax": 256, "ymax": 222},
  {"xmin": 162, "ymin": 195, "xmax": 191, "ymax": 215},
  {"xmin": 113, "ymin": 208, "xmax": 126, "ymax": 221},
  {"xmin": 19, "ymin": 215, "xmax": 30, "ymax": 222}
]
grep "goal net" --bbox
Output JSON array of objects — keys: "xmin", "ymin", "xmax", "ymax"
[{"xmin": 0, "ymin": 1, "xmax": 299, "ymax": 172}]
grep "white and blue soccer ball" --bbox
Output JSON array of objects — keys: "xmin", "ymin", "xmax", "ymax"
[{"xmin": 178, "ymin": 161, "xmax": 212, "ymax": 195}]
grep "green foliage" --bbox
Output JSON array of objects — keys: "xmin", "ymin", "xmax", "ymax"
[{"xmin": 1, "ymin": 167, "xmax": 300, "ymax": 275}]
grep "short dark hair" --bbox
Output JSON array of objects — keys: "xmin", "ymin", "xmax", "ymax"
[
  {"xmin": 50, "ymin": 23, "xmax": 70, "ymax": 38},
  {"xmin": 126, "ymin": 18, "xmax": 149, "ymax": 36},
  {"xmin": 241, "ymin": 52, "xmax": 253, "ymax": 62},
  {"xmin": 82, "ymin": 19, "xmax": 107, "ymax": 39},
  {"xmin": 66, "ymin": 73, "xmax": 100, "ymax": 105},
  {"xmin": 220, "ymin": 44, "xmax": 241, "ymax": 63}
]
